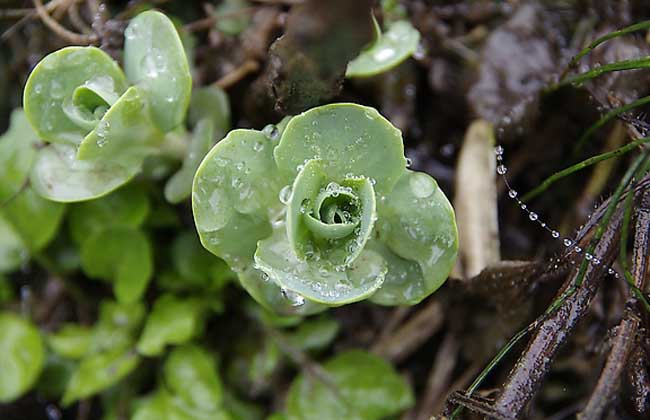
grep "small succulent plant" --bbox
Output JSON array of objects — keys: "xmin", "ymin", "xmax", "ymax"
[
  {"xmin": 193, "ymin": 103, "xmax": 458, "ymax": 313},
  {"xmin": 23, "ymin": 10, "xmax": 191, "ymax": 202}
]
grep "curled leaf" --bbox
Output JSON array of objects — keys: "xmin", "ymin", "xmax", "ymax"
[
  {"xmin": 24, "ymin": 46, "xmax": 128, "ymax": 146},
  {"xmin": 346, "ymin": 20, "xmax": 420, "ymax": 78}
]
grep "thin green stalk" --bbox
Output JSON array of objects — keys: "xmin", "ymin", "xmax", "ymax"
[
  {"xmin": 574, "ymin": 95, "xmax": 650, "ymax": 154},
  {"xmin": 522, "ymin": 137, "xmax": 650, "ymax": 202},
  {"xmin": 619, "ymin": 188, "xmax": 650, "ymax": 313},
  {"xmin": 547, "ymin": 56, "xmax": 650, "ymax": 93},
  {"xmin": 565, "ymin": 20, "xmax": 650, "ymax": 71}
]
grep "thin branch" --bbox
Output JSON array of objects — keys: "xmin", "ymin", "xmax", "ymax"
[{"xmin": 33, "ymin": 0, "xmax": 98, "ymax": 44}]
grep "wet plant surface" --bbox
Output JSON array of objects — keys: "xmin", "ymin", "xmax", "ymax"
[{"xmin": 2, "ymin": 1, "xmax": 650, "ymax": 419}]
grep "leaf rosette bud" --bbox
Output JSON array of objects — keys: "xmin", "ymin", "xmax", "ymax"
[
  {"xmin": 23, "ymin": 11, "xmax": 191, "ymax": 202},
  {"xmin": 193, "ymin": 103, "xmax": 458, "ymax": 313}
]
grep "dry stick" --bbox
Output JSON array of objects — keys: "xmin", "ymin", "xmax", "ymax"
[
  {"xmin": 489, "ymin": 206, "xmax": 626, "ymax": 418},
  {"xmin": 68, "ymin": 1, "xmax": 92, "ymax": 34},
  {"xmin": 214, "ymin": 60, "xmax": 261, "ymax": 89},
  {"xmin": 33, "ymin": 0, "xmax": 97, "ymax": 44},
  {"xmin": 1, "ymin": 0, "xmax": 68, "ymax": 40},
  {"xmin": 371, "ymin": 300, "xmax": 444, "ymax": 363},
  {"xmin": 416, "ymin": 332, "xmax": 458, "ymax": 420},
  {"xmin": 371, "ymin": 307, "xmax": 411, "ymax": 350},
  {"xmin": 577, "ymin": 189, "xmax": 650, "ymax": 419}
]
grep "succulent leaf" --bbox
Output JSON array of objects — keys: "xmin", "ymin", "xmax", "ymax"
[
  {"xmin": 123, "ymin": 10, "xmax": 192, "ymax": 132},
  {"xmin": 371, "ymin": 170, "xmax": 458, "ymax": 305},
  {"xmin": 346, "ymin": 20, "xmax": 420, "ymax": 78},
  {"xmin": 24, "ymin": 46, "xmax": 128, "ymax": 146}
]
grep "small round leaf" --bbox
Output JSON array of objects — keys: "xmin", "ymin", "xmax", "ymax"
[{"xmin": 123, "ymin": 10, "xmax": 192, "ymax": 132}]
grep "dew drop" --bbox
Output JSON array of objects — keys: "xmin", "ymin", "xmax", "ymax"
[
  {"xmin": 373, "ymin": 47, "xmax": 396, "ymax": 62},
  {"xmin": 279, "ymin": 185, "xmax": 292, "ymax": 204},
  {"xmin": 405, "ymin": 157, "xmax": 412, "ymax": 167},
  {"xmin": 253, "ymin": 141, "xmax": 264, "ymax": 152},
  {"xmin": 529, "ymin": 212, "xmax": 538, "ymax": 221},
  {"xmin": 409, "ymin": 172, "xmax": 436, "ymax": 198},
  {"xmin": 585, "ymin": 253, "xmax": 593, "ymax": 261},
  {"xmin": 551, "ymin": 230, "xmax": 560, "ymax": 238},
  {"xmin": 495, "ymin": 145, "xmax": 504, "ymax": 155},
  {"xmin": 563, "ymin": 238, "xmax": 573, "ymax": 247},
  {"xmin": 520, "ymin": 204, "xmax": 527, "ymax": 210},
  {"xmin": 262, "ymin": 124, "xmax": 280, "ymax": 141},
  {"xmin": 508, "ymin": 190, "xmax": 518, "ymax": 198},
  {"xmin": 496, "ymin": 164, "xmax": 507, "ymax": 175},
  {"xmin": 574, "ymin": 246, "xmax": 582, "ymax": 253},
  {"xmin": 608, "ymin": 268, "xmax": 615, "ymax": 275}
]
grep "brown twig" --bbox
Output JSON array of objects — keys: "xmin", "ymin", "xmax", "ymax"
[
  {"xmin": 577, "ymin": 189, "xmax": 650, "ymax": 419},
  {"xmin": 490, "ymin": 200, "xmax": 626, "ymax": 418},
  {"xmin": 372, "ymin": 300, "xmax": 444, "ymax": 363},
  {"xmin": 416, "ymin": 332, "xmax": 458, "ymax": 420},
  {"xmin": 214, "ymin": 60, "xmax": 261, "ymax": 89},
  {"xmin": 33, "ymin": 0, "xmax": 98, "ymax": 44}
]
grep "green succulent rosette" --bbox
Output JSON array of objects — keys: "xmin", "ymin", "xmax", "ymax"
[
  {"xmin": 23, "ymin": 11, "xmax": 191, "ymax": 202},
  {"xmin": 193, "ymin": 103, "xmax": 457, "ymax": 313}
]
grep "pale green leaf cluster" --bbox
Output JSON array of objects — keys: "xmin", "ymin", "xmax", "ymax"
[
  {"xmin": 58, "ymin": 300, "xmax": 145, "ymax": 406},
  {"xmin": 193, "ymin": 103, "xmax": 458, "ymax": 311},
  {"xmin": 0, "ymin": 109, "xmax": 65, "ymax": 273},
  {"xmin": 23, "ymin": 10, "xmax": 191, "ymax": 202},
  {"xmin": 70, "ymin": 183, "xmax": 153, "ymax": 303}
]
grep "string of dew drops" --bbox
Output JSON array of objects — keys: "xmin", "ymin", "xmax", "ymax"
[{"xmin": 494, "ymin": 144, "xmax": 619, "ymax": 278}]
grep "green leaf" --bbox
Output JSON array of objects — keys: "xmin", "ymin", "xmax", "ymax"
[
  {"xmin": 124, "ymin": 10, "xmax": 192, "ymax": 132},
  {"xmin": 169, "ymin": 231, "xmax": 234, "ymax": 292},
  {"xmin": 30, "ymin": 143, "xmax": 141, "ymax": 202},
  {"xmin": 286, "ymin": 316, "xmax": 339, "ymax": 351},
  {"xmin": 89, "ymin": 300, "xmax": 145, "ymax": 355},
  {"xmin": 215, "ymin": 0, "xmax": 251, "ymax": 35},
  {"xmin": 193, "ymin": 129, "xmax": 285, "ymax": 270},
  {"xmin": 164, "ymin": 345, "xmax": 223, "ymax": 412},
  {"xmin": 274, "ymin": 103, "xmax": 406, "ymax": 195},
  {"xmin": 68, "ymin": 183, "xmax": 150, "ymax": 245},
  {"xmin": 48, "ymin": 324, "xmax": 92, "ymax": 359},
  {"xmin": 133, "ymin": 390, "xmax": 232, "ymax": 420},
  {"xmin": 0, "ymin": 109, "xmax": 39, "ymax": 202},
  {"xmin": 286, "ymin": 350, "xmax": 413, "ymax": 420},
  {"xmin": 62, "ymin": 349, "xmax": 140, "ymax": 406},
  {"xmin": 346, "ymin": 20, "xmax": 420, "ymax": 78},
  {"xmin": 2, "ymin": 187, "xmax": 65, "ymax": 251},
  {"xmin": 165, "ymin": 118, "xmax": 215, "ymax": 203},
  {"xmin": 76, "ymin": 86, "xmax": 164, "ymax": 162},
  {"xmin": 0, "ymin": 212, "xmax": 27, "ymax": 273},
  {"xmin": 371, "ymin": 170, "xmax": 458, "ymax": 305},
  {"xmin": 0, "ymin": 312, "xmax": 45, "ymax": 402},
  {"xmin": 255, "ymin": 225, "xmax": 386, "ymax": 305},
  {"xmin": 137, "ymin": 294, "xmax": 204, "ymax": 356},
  {"xmin": 23, "ymin": 46, "xmax": 128, "ymax": 145},
  {"xmin": 188, "ymin": 87, "xmax": 231, "ymax": 135},
  {"xmin": 80, "ymin": 227, "xmax": 153, "ymax": 303}
]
